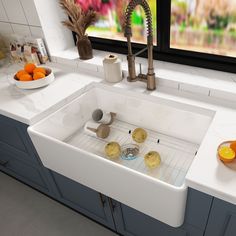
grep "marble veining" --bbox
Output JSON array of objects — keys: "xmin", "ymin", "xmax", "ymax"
[{"xmin": 0, "ymin": 63, "xmax": 101, "ymax": 124}]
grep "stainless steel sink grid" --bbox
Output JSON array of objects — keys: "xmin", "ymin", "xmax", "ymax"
[{"xmin": 65, "ymin": 119, "xmax": 198, "ymax": 187}]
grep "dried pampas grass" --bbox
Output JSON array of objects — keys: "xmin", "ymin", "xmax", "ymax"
[{"xmin": 59, "ymin": 0, "xmax": 98, "ymax": 39}]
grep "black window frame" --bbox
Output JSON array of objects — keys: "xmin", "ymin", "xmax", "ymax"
[{"xmin": 83, "ymin": 0, "xmax": 236, "ymax": 73}]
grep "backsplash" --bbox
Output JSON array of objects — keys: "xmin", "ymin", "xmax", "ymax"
[{"xmin": 0, "ymin": 0, "xmax": 43, "ymax": 40}]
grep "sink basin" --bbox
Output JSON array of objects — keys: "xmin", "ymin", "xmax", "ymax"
[{"xmin": 28, "ymin": 82, "xmax": 214, "ymax": 227}]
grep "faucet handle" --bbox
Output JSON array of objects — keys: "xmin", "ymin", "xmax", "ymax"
[{"xmin": 134, "ymin": 47, "xmax": 148, "ymax": 57}]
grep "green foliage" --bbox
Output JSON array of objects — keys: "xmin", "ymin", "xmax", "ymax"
[{"xmin": 179, "ymin": 22, "xmax": 186, "ymax": 33}]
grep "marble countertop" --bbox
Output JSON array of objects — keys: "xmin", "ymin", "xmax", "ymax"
[
  {"xmin": 0, "ymin": 62, "xmax": 236, "ymax": 206},
  {"xmin": 150, "ymin": 90, "xmax": 236, "ymax": 205},
  {"xmin": 0, "ymin": 63, "xmax": 101, "ymax": 125},
  {"xmin": 186, "ymin": 109, "xmax": 236, "ymax": 205}
]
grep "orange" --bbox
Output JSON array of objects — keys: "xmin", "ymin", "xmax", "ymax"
[
  {"xmin": 33, "ymin": 72, "xmax": 45, "ymax": 80},
  {"xmin": 16, "ymin": 70, "xmax": 28, "ymax": 80},
  {"xmin": 218, "ymin": 146, "xmax": 236, "ymax": 163},
  {"xmin": 19, "ymin": 74, "xmax": 33, "ymax": 81},
  {"xmin": 24, "ymin": 63, "xmax": 36, "ymax": 74},
  {"xmin": 230, "ymin": 141, "xmax": 236, "ymax": 152},
  {"xmin": 33, "ymin": 67, "xmax": 46, "ymax": 75}
]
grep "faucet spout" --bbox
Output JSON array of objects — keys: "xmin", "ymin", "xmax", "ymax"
[{"xmin": 124, "ymin": 0, "xmax": 156, "ymax": 91}]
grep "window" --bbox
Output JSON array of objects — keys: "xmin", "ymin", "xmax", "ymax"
[
  {"xmin": 76, "ymin": 0, "xmax": 157, "ymax": 44},
  {"xmin": 74, "ymin": 0, "xmax": 236, "ymax": 73},
  {"xmin": 171, "ymin": 0, "xmax": 236, "ymax": 58}
]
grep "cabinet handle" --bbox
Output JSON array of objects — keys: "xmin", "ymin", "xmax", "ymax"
[
  {"xmin": 0, "ymin": 160, "xmax": 9, "ymax": 166},
  {"xmin": 108, "ymin": 198, "xmax": 116, "ymax": 213},
  {"xmin": 99, "ymin": 193, "xmax": 106, "ymax": 207}
]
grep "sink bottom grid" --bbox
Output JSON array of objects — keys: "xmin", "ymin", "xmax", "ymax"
[{"xmin": 65, "ymin": 119, "xmax": 199, "ymax": 187}]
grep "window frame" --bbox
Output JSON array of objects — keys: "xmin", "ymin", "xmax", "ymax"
[{"xmin": 84, "ymin": 0, "xmax": 236, "ymax": 73}]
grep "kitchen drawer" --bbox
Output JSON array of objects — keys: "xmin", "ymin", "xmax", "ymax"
[{"xmin": 0, "ymin": 149, "xmax": 48, "ymax": 192}]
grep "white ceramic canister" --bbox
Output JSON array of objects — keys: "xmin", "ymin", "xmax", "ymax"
[
  {"xmin": 92, "ymin": 109, "xmax": 116, "ymax": 125},
  {"xmin": 103, "ymin": 54, "xmax": 123, "ymax": 83}
]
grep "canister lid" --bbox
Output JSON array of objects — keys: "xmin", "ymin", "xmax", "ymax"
[{"xmin": 103, "ymin": 54, "xmax": 118, "ymax": 64}]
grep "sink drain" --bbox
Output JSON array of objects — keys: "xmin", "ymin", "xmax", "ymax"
[{"xmin": 121, "ymin": 144, "xmax": 139, "ymax": 160}]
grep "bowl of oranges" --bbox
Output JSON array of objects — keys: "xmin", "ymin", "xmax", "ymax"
[{"xmin": 14, "ymin": 63, "xmax": 54, "ymax": 89}]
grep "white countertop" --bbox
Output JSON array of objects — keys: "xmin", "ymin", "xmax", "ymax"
[
  {"xmin": 0, "ymin": 62, "xmax": 236, "ymax": 206},
  {"xmin": 186, "ymin": 109, "xmax": 236, "ymax": 205},
  {"xmin": 0, "ymin": 63, "xmax": 101, "ymax": 125},
  {"xmin": 150, "ymin": 90, "xmax": 236, "ymax": 205}
]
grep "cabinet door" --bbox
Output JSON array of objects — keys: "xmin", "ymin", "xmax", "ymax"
[
  {"xmin": 111, "ymin": 200, "xmax": 203, "ymax": 236},
  {"xmin": 184, "ymin": 188, "xmax": 213, "ymax": 230},
  {"xmin": 0, "ymin": 115, "xmax": 42, "ymax": 165},
  {"xmin": 0, "ymin": 148, "xmax": 50, "ymax": 193},
  {"xmin": 50, "ymin": 170, "xmax": 116, "ymax": 231},
  {"xmin": 205, "ymin": 198, "xmax": 236, "ymax": 236},
  {"xmin": 0, "ymin": 115, "xmax": 57, "ymax": 196}
]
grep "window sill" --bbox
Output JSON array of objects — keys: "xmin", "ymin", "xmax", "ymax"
[{"xmin": 51, "ymin": 48, "xmax": 236, "ymax": 105}]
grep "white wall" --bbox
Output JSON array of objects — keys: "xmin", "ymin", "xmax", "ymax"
[
  {"xmin": 0, "ymin": 0, "xmax": 44, "ymax": 39},
  {"xmin": 34, "ymin": 0, "xmax": 74, "ymax": 55},
  {"xmin": 0, "ymin": 0, "xmax": 75, "ymax": 56}
]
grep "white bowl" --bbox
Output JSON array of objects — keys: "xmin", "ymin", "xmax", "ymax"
[{"xmin": 14, "ymin": 68, "xmax": 54, "ymax": 89}]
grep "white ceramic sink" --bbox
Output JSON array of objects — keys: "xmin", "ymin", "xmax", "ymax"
[{"xmin": 28, "ymin": 82, "xmax": 214, "ymax": 227}]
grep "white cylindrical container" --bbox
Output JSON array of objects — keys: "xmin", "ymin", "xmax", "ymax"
[
  {"xmin": 92, "ymin": 109, "xmax": 112, "ymax": 124},
  {"xmin": 103, "ymin": 54, "xmax": 123, "ymax": 83}
]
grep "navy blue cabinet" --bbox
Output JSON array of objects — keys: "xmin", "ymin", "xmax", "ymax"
[
  {"xmin": 110, "ymin": 189, "xmax": 212, "ymax": 236},
  {"xmin": 1, "ymin": 114, "xmax": 235, "ymax": 236},
  {"xmin": 50, "ymin": 170, "xmax": 116, "ymax": 230},
  {"xmin": 0, "ymin": 111, "xmax": 213, "ymax": 236},
  {"xmin": 205, "ymin": 198, "xmax": 236, "ymax": 236},
  {"xmin": 0, "ymin": 115, "xmax": 55, "ymax": 196},
  {"xmin": 48, "ymin": 166, "xmax": 213, "ymax": 236}
]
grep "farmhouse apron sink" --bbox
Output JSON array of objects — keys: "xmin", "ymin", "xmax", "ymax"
[{"xmin": 28, "ymin": 82, "xmax": 214, "ymax": 227}]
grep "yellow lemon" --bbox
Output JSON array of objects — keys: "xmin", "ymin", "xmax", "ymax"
[
  {"xmin": 132, "ymin": 128, "xmax": 147, "ymax": 143},
  {"xmin": 144, "ymin": 151, "xmax": 161, "ymax": 169},
  {"xmin": 218, "ymin": 146, "xmax": 235, "ymax": 163},
  {"xmin": 105, "ymin": 142, "xmax": 121, "ymax": 160}
]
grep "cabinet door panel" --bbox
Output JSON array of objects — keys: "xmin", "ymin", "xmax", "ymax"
[
  {"xmin": 0, "ymin": 150, "xmax": 48, "ymax": 192},
  {"xmin": 51, "ymin": 170, "xmax": 115, "ymax": 230},
  {"xmin": 224, "ymin": 215, "xmax": 236, "ymax": 236},
  {"xmin": 112, "ymin": 201, "xmax": 203, "ymax": 236},
  {"xmin": 0, "ymin": 115, "xmax": 41, "ymax": 165},
  {"xmin": 0, "ymin": 115, "xmax": 57, "ymax": 196},
  {"xmin": 0, "ymin": 117, "xmax": 26, "ymax": 152},
  {"xmin": 0, "ymin": 142, "xmax": 37, "ymax": 167},
  {"xmin": 205, "ymin": 198, "xmax": 236, "ymax": 236},
  {"xmin": 184, "ymin": 188, "xmax": 213, "ymax": 230}
]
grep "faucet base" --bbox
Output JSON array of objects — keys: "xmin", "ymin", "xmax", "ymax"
[
  {"xmin": 127, "ymin": 76, "xmax": 139, "ymax": 82},
  {"xmin": 127, "ymin": 73, "xmax": 156, "ymax": 91},
  {"xmin": 146, "ymin": 73, "xmax": 156, "ymax": 91}
]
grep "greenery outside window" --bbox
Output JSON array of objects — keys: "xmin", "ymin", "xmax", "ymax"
[
  {"xmin": 171, "ymin": 0, "xmax": 236, "ymax": 58},
  {"xmin": 75, "ymin": 0, "xmax": 157, "ymax": 44},
  {"xmin": 74, "ymin": 0, "xmax": 236, "ymax": 73}
]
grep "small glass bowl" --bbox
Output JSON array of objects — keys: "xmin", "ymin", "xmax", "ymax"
[{"xmin": 121, "ymin": 143, "xmax": 139, "ymax": 160}]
